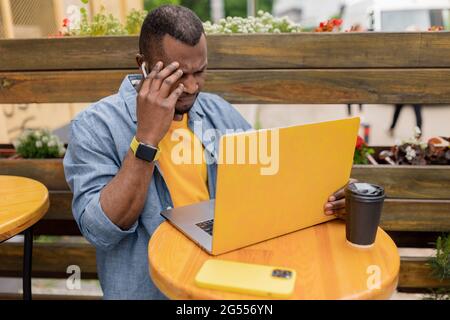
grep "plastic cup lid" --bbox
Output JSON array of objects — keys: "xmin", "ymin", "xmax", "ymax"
[{"xmin": 348, "ymin": 182, "xmax": 384, "ymax": 197}]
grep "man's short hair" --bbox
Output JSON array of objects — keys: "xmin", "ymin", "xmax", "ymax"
[{"xmin": 139, "ymin": 5, "xmax": 205, "ymax": 63}]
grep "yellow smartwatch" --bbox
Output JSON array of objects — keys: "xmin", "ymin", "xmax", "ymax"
[{"xmin": 130, "ymin": 136, "xmax": 161, "ymax": 162}]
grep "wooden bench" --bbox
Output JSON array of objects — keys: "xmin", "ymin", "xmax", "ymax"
[{"xmin": 0, "ymin": 33, "xmax": 449, "ymax": 299}]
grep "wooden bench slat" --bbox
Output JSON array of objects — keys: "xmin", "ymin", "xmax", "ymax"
[
  {"xmin": 0, "ymin": 242, "xmax": 97, "ymax": 279},
  {"xmin": 0, "ymin": 159, "xmax": 69, "ymax": 190},
  {"xmin": 398, "ymin": 257, "xmax": 450, "ymax": 291},
  {"xmin": 351, "ymin": 165, "xmax": 450, "ymax": 199},
  {"xmin": 1, "ymin": 33, "xmax": 450, "ymax": 71},
  {"xmin": 2, "ymin": 69, "xmax": 450, "ymax": 104},
  {"xmin": 2, "ymin": 163, "xmax": 449, "ymax": 200},
  {"xmin": 43, "ymin": 192, "xmax": 450, "ymax": 232},
  {"xmin": 382, "ymin": 199, "xmax": 450, "ymax": 232}
]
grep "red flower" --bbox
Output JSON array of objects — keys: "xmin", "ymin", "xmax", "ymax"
[
  {"xmin": 62, "ymin": 18, "xmax": 70, "ymax": 28},
  {"xmin": 334, "ymin": 19, "xmax": 343, "ymax": 26},
  {"xmin": 355, "ymin": 136, "xmax": 365, "ymax": 150}
]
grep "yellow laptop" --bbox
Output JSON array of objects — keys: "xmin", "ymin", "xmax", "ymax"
[{"xmin": 161, "ymin": 117, "xmax": 360, "ymax": 255}]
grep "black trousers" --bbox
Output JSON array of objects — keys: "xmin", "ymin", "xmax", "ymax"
[{"xmin": 390, "ymin": 104, "xmax": 423, "ymax": 130}]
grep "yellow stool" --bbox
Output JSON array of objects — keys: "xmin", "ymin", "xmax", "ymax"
[{"xmin": 0, "ymin": 176, "xmax": 49, "ymax": 300}]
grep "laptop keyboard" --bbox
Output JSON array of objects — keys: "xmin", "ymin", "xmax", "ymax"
[{"xmin": 196, "ymin": 219, "xmax": 214, "ymax": 236}]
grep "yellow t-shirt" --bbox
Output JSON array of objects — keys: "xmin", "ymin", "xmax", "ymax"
[{"xmin": 157, "ymin": 115, "xmax": 210, "ymax": 208}]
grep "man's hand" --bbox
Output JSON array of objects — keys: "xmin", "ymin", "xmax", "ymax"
[
  {"xmin": 324, "ymin": 178, "xmax": 358, "ymax": 219},
  {"xmin": 136, "ymin": 61, "xmax": 185, "ymax": 146}
]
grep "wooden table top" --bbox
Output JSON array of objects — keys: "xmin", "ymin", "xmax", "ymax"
[
  {"xmin": 148, "ymin": 220, "xmax": 400, "ymax": 300},
  {"xmin": 0, "ymin": 175, "xmax": 49, "ymax": 242}
]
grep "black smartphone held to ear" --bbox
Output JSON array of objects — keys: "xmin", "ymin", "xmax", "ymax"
[{"xmin": 141, "ymin": 62, "xmax": 149, "ymax": 78}]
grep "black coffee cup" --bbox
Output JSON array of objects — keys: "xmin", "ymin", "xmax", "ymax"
[{"xmin": 345, "ymin": 182, "xmax": 385, "ymax": 248}]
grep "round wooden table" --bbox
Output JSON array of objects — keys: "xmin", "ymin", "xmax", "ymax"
[
  {"xmin": 148, "ymin": 220, "xmax": 400, "ymax": 300},
  {"xmin": 0, "ymin": 175, "xmax": 49, "ymax": 300}
]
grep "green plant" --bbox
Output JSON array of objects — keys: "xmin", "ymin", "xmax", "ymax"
[
  {"xmin": 423, "ymin": 234, "xmax": 450, "ymax": 300},
  {"xmin": 423, "ymin": 288, "xmax": 450, "ymax": 300},
  {"xmin": 14, "ymin": 129, "xmax": 66, "ymax": 159},
  {"xmin": 353, "ymin": 136, "xmax": 375, "ymax": 164},
  {"xmin": 429, "ymin": 234, "xmax": 450, "ymax": 280},
  {"xmin": 144, "ymin": 0, "xmax": 180, "ymax": 11},
  {"xmin": 70, "ymin": 5, "xmax": 125, "ymax": 36},
  {"xmin": 125, "ymin": 9, "xmax": 148, "ymax": 35},
  {"xmin": 64, "ymin": 0, "xmax": 144, "ymax": 36},
  {"xmin": 60, "ymin": 1, "xmax": 299, "ymax": 36}
]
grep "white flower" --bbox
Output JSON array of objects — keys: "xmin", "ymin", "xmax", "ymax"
[
  {"xmin": 42, "ymin": 136, "xmax": 49, "ymax": 143},
  {"xmin": 203, "ymin": 11, "xmax": 301, "ymax": 34},
  {"xmin": 35, "ymin": 141, "xmax": 43, "ymax": 148},
  {"xmin": 20, "ymin": 130, "xmax": 33, "ymax": 141},
  {"xmin": 34, "ymin": 130, "xmax": 43, "ymax": 139},
  {"xmin": 47, "ymin": 140, "xmax": 56, "ymax": 147},
  {"xmin": 405, "ymin": 146, "xmax": 416, "ymax": 161}
]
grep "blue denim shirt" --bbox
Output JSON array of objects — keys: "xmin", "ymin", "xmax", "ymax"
[{"xmin": 63, "ymin": 75, "xmax": 251, "ymax": 299}]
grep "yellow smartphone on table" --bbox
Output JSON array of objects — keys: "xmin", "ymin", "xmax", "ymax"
[{"xmin": 195, "ymin": 259, "xmax": 296, "ymax": 298}]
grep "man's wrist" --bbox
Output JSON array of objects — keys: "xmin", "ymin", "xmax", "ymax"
[{"xmin": 135, "ymin": 132, "xmax": 160, "ymax": 147}]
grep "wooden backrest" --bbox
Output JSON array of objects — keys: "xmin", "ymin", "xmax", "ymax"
[{"xmin": 1, "ymin": 33, "xmax": 450, "ymax": 104}]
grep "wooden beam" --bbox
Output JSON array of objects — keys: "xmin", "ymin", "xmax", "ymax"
[
  {"xmin": 52, "ymin": 0, "xmax": 64, "ymax": 33},
  {"xmin": 1, "ymin": 33, "xmax": 450, "ymax": 71},
  {"xmin": 119, "ymin": 0, "xmax": 127, "ymax": 24},
  {"xmin": 2, "ymin": 69, "xmax": 450, "ymax": 104},
  {"xmin": 0, "ymin": 0, "xmax": 14, "ymax": 38}
]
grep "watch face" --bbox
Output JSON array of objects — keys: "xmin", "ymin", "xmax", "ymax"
[{"xmin": 136, "ymin": 143, "xmax": 157, "ymax": 162}]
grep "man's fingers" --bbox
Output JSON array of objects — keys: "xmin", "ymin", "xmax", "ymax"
[
  {"xmin": 325, "ymin": 207, "xmax": 347, "ymax": 220},
  {"xmin": 324, "ymin": 198, "xmax": 345, "ymax": 212},
  {"xmin": 150, "ymin": 61, "xmax": 180, "ymax": 93},
  {"xmin": 144, "ymin": 61, "xmax": 162, "ymax": 91},
  {"xmin": 159, "ymin": 69, "xmax": 184, "ymax": 98},
  {"xmin": 139, "ymin": 61, "xmax": 162, "ymax": 94},
  {"xmin": 334, "ymin": 208, "xmax": 347, "ymax": 220},
  {"xmin": 166, "ymin": 83, "xmax": 184, "ymax": 105}
]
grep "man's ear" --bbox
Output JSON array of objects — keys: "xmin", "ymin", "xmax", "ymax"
[{"xmin": 136, "ymin": 54, "xmax": 144, "ymax": 67}]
